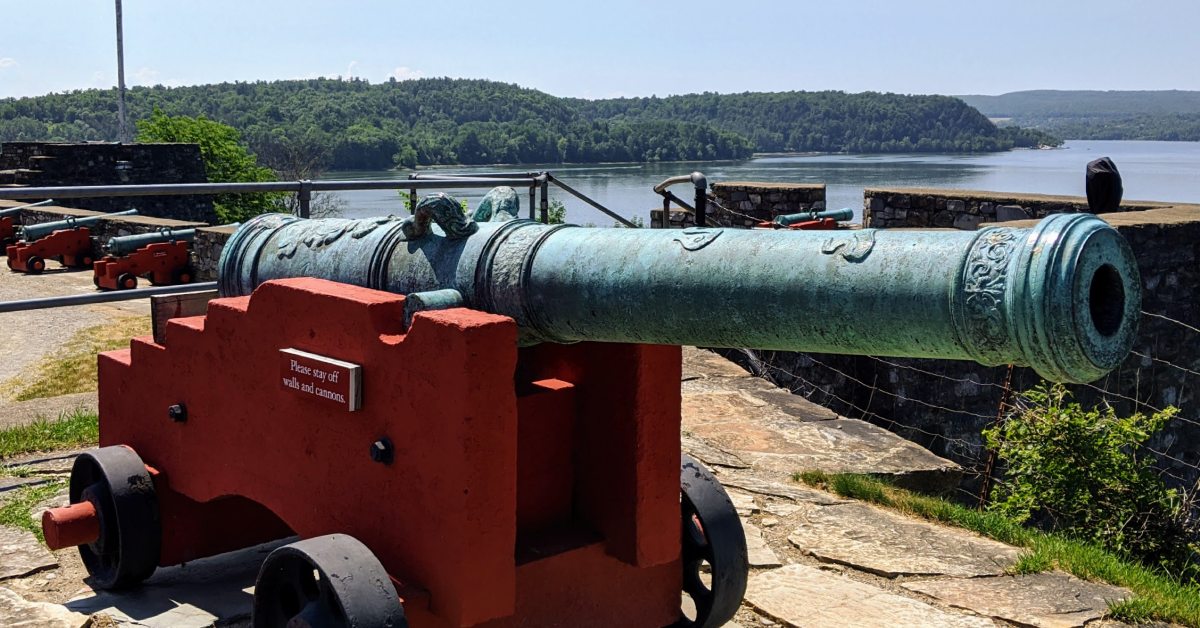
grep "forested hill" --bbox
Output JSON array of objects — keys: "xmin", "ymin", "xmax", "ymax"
[
  {"xmin": 570, "ymin": 91, "xmax": 1054, "ymax": 153},
  {"xmin": 961, "ymin": 90, "xmax": 1200, "ymax": 117},
  {"xmin": 960, "ymin": 90, "xmax": 1200, "ymax": 141},
  {"xmin": 0, "ymin": 78, "xmax": 1057, "ymax": 170}
]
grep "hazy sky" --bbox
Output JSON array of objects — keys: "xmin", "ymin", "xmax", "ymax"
[{"xmin": 1, "ymin": 0, "xmax": 1197, "ymax": 100}]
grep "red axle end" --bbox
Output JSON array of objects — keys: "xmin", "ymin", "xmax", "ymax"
[{"xmin": 42, "ymin": 501, "xmax": 100, "ymax": 550}]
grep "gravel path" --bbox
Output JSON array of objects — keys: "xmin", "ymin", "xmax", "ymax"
[{"xmin": 0, "ymin": 265, "xmax": 150, "ymax": 395}]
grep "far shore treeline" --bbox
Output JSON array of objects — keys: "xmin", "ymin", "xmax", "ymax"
[{"xmin": 0, "ymin": 78, "xmax": 1060, "ymax": 170}]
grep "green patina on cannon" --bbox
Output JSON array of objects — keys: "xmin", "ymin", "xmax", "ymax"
[
  {"xmin": 220, "ymin": 192, "xmax": 1141, "ymax": 383},
  {"xmin": 772, "ymin": 207, "xmax": 854, "ymax": 226},
  {"xmin": 106, "ymin": 227, "xmax": 197, "ymax": 256},
  {"xmin": 471, "ymin": 186, "xmax": 522, "ymax": 223},
  {"xmin": 0, "ymin": 199, "xmax": 55, "ymax": 217},
  {"xmin": 21, "ymin": 208, "xmax": 139, "ymax": 242}
]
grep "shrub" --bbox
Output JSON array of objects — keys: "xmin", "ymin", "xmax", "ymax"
[{"xmin": 984, "ymin": 384, "xmax": 1197, "ymax": 580}]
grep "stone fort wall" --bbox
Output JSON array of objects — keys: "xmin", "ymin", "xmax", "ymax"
[
  {"xmin": 731, "ymin": 188, "xmax": 1200, "ymax": 489},
  {"xmin": 651, "ymin": 182, "xmax": 826, "ymax": 228},
  {"xmin": 0, "ymin": 142, "xmax": 216, "ymax": 224},
  {"xmin": 863, "ymin": 187, "xmax": 1174, "ymax": 229}
]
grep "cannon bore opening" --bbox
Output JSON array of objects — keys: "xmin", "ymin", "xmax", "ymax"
[{"xmin": 1089, "ymin": 263, "xmax": 1125, "ymax": 338}]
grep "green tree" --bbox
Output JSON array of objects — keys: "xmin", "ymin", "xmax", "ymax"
[{"xmin": 136, "ymin": 109, "xmax": 281, "ymax": 222}]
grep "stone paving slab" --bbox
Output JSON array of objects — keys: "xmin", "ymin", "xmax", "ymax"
[
  {"xmin": 742, "ymin": 521, "xmax": 782, "ymax": 568},
  {"xmin": 0, "ymin": 525, "xmax": 58, "ymax": 581},
  {"xmin": 0, "ymin": 475, "xmax": 52, "ymax": 496},
  {"xmin": 4, "ymin": 448, "xmax": 89, "ymax": 476},
  {"xmin": 65, "ymin": 540, "xmax": 288, "ymax": 627},
  {"xmin": 787, "ymin": 502, "xmax": 1020, "ymax": 578},
  {"xmin": 0, "ymin": 586, "xmax": 87, "ymax": 627},
  {"xmin": 682, "ymin": 346, "xmax": 757, "ymax": 379},
  {"xmin": 681, "ymin": 348, "xmax": 961, "ymax": 493},
  {"xmin": 902, "ymin": 572, "xmax": 1132, "ymax": 628},
  {"xmin": 680, "ymin": 594, "xmax": 746, "ymax": 628},
  {"xmin": 727, "ymin": 489, "xmax": 757, "ymax": 516},
  {"xmin": 716, "ymin": 472, "xmax": 846, "ymax": 505},
  {"xmin": 682, "ymin": 433, "xmax": 751, "ymax": 469},
  {"xmin": 745, "ymin": 564, "xmax": 995, "ymax": 628}
]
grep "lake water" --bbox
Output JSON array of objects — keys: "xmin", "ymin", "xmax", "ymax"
[{"xmin": 322, "ymin": 140, "xmax": 1200, "ymax": 225}]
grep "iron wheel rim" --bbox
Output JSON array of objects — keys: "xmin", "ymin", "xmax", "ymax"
[
  {"xmin": 68, "ymin": 446, "xmax": 161, "ymax": 589},
  {"xmin": 678, "ymin": 454, "xmax": 748, "ymax": 628},
  {"xmin": 253, "ymin": 534, "xmax": 406, "ymax": 628}
]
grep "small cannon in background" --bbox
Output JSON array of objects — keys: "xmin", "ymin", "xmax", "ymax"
[
  {"xmin": 6, "ymin": 208, "xmax": 138, "ymax": 273},
  {"xmin": 93, "ymin": 227, "xmax": 197, "ymax": 290},
  {"xmin": 755, "ymin": 206, "xmax": 855, "ymax": 230},
  {"xmin": 42, "ymin": 193, "xmax": 1141, "ymax": 628},
  {"xmin": 0, "ymin": 199, "xmax": 55, "ymax": 247}
]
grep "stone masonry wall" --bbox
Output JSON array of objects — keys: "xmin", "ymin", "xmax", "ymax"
[
  {"xmin": 710, "ymin": 182, "xmax": 826, "ymax": 227},
  {"xmin": 191, "ymin": 225, "xmax": 238, "ymax": 281},
  {"xmin": 0, "ymin": 142, "xmax": 216, "ymax": 224},
  {"xmin": 863, "ymin": 187, "xmax": 1173, "ymax": 230},
  {"xmin": 651, "ymin": 182, "xmax": 826, "ymax": 228},
  {"xmin": 732, "ymin": 203, "xmax": 1200, "ymax": 489}
]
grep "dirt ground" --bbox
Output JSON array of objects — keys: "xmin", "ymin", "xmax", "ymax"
[{"xmin": 0, "ymin": 263, "xmax": 150, "ymax": 412}]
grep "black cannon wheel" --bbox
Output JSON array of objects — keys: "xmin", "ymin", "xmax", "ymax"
[
  {"xmin": 26, "ymin": 255, "xmax": 45, "ymax": 274},
  {"xmin": 69, "ymin": 445, "xmax": 161, "ymax": 589},
  {"xmin": 678, "ymin": 454, "xmax": 748, "ymax": 628},
  {"xmin": 174, "ymin": 267, "xmax": 194, "ymax": 285},
  {"xmin": 253, "ymin": 534, "xmax": 407, "ymax": 628},
  {"xmin": 117, "ymin": 273, "xmax": 137, "ymax": 290}
]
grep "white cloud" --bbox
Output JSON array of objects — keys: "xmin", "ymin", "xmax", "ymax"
[
  {"xmin": 126, "ymin": 67, "xmax": 182, "ymax": 87},
  {"xmin": 345, "ymin": 60, "xmax": 359, "ymax": 79},
  {"xmin": 133, "ymin": 67, "xmax": 160, "ymax": 83},
  {"xmin": 0, "ymin": 57, "xmax": 17, "ymax": 69},
  {"xmin": 390, "ymin": 66, "xmax": 424, "ymax": 81}
]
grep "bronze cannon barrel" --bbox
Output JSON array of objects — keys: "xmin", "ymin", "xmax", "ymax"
[
  {"xmin": 21, "ymin": 209, "xmax": 139, "ymax": 242},
  {"xmin": 106, "ymin": 228, "xmax": 196, "ymax": 256},
  {"xmin": 0, "ymin": 199, "xmax": 55, "ymax": 217},
  {"xmin": 772, "ymin": 207, "xmax": 855, "ymax": 226},
  {"xmin": 220, "ymin": 200, "xmax": 1140, "ymax": 383}
]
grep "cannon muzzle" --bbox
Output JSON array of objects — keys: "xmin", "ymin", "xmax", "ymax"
[
  {"xmin": 220, "ymin": 201, "xmax": 1140, "ymax": 383},
  {"xmin": 106, "ymin": 228, "xmax": 196, "ymax": 256},
  {"xmin": 21, "ymin": 209, "xmax": 139, "ymax": 242}
]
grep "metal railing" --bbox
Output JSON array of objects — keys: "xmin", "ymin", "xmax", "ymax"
[
  {"xmin": 0, "ymin": 177, "xmax": 534, "ymax": 219},
  {"xmin": 0, "ymin": 171, "xmax": 637, "ymax": 226},
  {"xmin": 653, "ymin": 172, "xmax": 708, "ymax": 227},
  {"xmin": 406, "ymin": 171, "xmax": 636, "ymax": 227},
  {"xmin": 0, "ymin": 282, "xmax": 218, "ymax": 313},
  {"xmin": 0, "ymin": 171, "xmax": 638, "ymax": 313}
]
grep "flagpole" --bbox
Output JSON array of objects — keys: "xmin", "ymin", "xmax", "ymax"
[{"xmin": 115, "ymin": 0, "xmax": 131, "ymax": 143}]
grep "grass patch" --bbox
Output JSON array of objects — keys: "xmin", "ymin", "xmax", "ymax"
[
  {"xmin": 1010, "ymin": 551, "xmax": 1055, "ymax": 575},
  {"xmin": 0, "ymin": 480, "xmax": 67, "ymax": 543},
  {"xmin": 0, "ymin": 408, "xmax": 98, "ymax": 460},
  {"xmin": 1, "ymin": 465, "xmax": 34, "ymax": 478},
  {"xmin": 795, "ymin": 471, "xmax": 1200, "ymax": 626},
  {"xmin": 1, "ymin": 315, "xmax": 150, "ymax": 401}
]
